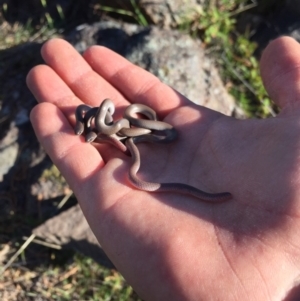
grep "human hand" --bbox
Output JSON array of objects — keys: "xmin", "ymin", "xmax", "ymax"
[{"xmin": 27, "ymin": 37, "xmax": 300, "ymax": 301}]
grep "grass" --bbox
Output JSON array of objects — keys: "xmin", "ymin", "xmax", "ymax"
[
  {"xmin": 95, "ymin": 0, "xmax": 148, "ymax": 26},
  {"xmin": 0, "ymin": 0, "xmax": 280, "ymax": 300},
  {"xmin": 0, "ymin": 189, "xmax": 141, "ymax": 300},
  {"xmin": 1, "ymin": 252, "xmax": 141, "ymax": 300},
  {"xmin": 0, "ymin": 19, "xmax": 59, "ymax": 49},
  {"xmin": 177, "ymin": 0, "xmax": 276, "ymax": 117}
]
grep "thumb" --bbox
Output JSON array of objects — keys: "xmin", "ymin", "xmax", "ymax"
[{"xmin": 260, "ymin": 36, "xmax": 300, "ymax": 111}]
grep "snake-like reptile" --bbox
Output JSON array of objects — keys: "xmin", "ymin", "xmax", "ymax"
[{"xmin": 74, "ymin": 99, "xmax": 232, "ymax": 202}]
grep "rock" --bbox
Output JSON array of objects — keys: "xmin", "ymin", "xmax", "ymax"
[
  {"xmin": 0, "ymin": 123, "xmax": 19, "ymax": 181},
  {"xmin": 98, "ymin": 0, "xmax": 205, "ymax": 29},
  {"xmin": 33, "ymin": 204, "xmax": 113, "ymax": 267},
  {"xmin": 68, "ymin": 21, "xmax": 237, "ymax": 115},
  {"xmin": 126, "ymin": 27, "xmax": 235, "ymax": 115},
  {"xmin": 0, "ymin": 143, "xmax": 19, "ymax": 182},
  {"xmin": 138, "ymin": 0, "xmax": 204, "ymax": 28}
]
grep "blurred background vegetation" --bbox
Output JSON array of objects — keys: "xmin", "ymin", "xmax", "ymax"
[
  {"xmin": 0, "ymin": 0, "xmax": 290, "ymax": 300},
  {"xmin": 0, "ymin": 0, "xmax": 286, "ymax": 117}
]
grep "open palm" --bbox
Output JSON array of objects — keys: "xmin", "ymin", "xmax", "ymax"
[{"xmin": 28, "ymin": 37, "xmax": 300, "ymax": 301}]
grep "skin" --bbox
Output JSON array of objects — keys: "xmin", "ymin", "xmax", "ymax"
[
  {"xmin": 27, "ymin": 37, "xmax": 300, "ymax": 301},
  {"xmin": 77, "ymin": 100, "xmax": 230, "ymax": 201},
  {"xmin": 125, "ymin": 137, "xmax": 232, "ymax": 201}
]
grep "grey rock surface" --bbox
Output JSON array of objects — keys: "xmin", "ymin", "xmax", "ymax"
[
  {"xmin": 68, "ymin": 21, "xmax": 236, "ymax": 115},
  {"xmin": 0, "ymin": 143, "xmax": 19, "ymax": 182},
  {"xmin": 0, "ymin": 123, "xmax": 19, "ymax": 181},
  {"xmin": 138, "ymin": 0, "xmax": 203, "ymax": 28},
  {"xmin": 33, "ymin": 204, "xmax": 113, "ymax": 267},
  {"xmin": 98, "ymin": 0, "xmax": 204, "ymax": 28}
]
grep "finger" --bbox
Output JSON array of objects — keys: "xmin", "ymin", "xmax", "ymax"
[
  {"xmin": 260, "ymin": 36, "xmax": 300, "ymax": 110},
  {"xmin": 83, "ymin": 45, "xmax": 193, "ymax": 116},
  {"xmin": 30, "ymin": 102, "xmax": 105, "ymax": 195},
  {"xmin": 27, "ymin": 64, "xmax": 80, "ymax": 123},
  {"xmin": 40, "ymin": 38, "xmax": 129, "ymax": 108}
]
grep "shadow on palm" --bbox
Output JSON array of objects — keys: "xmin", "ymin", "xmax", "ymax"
[{"xmin": 91, "ymin": 96, "xmax": 300, "ymax": 240}]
